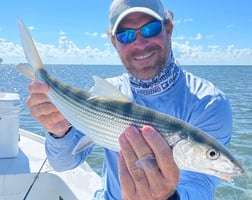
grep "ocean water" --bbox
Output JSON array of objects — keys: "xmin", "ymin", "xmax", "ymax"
[{"xmin": 0, "ymin": 64, "xmax": 251, "ymax": 200}]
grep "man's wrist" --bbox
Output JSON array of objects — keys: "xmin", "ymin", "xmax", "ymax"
[{"xmin": 49, "ymin": 125, "xmax": 73, "ymax": 139}]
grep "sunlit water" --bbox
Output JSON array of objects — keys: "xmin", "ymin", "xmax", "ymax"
[{"xmin": 1, "ymin": 64, "xmax": 251, "ymax": 199}]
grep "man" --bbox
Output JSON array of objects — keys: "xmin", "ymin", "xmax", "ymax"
[{"xmin": 26, "ymin": 0, "xmax": 232, "ymax": 199}]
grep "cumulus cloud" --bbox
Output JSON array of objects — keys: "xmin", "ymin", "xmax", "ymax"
[
  {"xmin": 174, "ymin": 35, "xmax": 185, "ymax": 40},
  {"xmin": 0, "ymin": 33, "xmax": 251, "ymax": 65},
  {"xmin": 0, "ymin": 37, "xmax": 24, "ymax": 61},
  {"xmin": 173, "ymin": 32, "xmax": 202, "ymax": 42},
  {"xmin": 172, "ymin": 41, "xmax": 252, "ymax": 65},
  {"xmin": 37, "ymin": 34, "xmax": 118, "ymax": 64}
]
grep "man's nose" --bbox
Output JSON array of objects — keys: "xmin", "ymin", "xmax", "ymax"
[{"xmin": 133, "ymin": 31, "xmax": 149, "ymax": 47}]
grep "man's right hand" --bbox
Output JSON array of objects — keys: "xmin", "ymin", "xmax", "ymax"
[{"xmin": 26, "ymin": 80, "xmax": 71, "ymax": 137}]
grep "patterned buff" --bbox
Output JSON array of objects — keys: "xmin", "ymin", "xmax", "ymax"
[{"xmin": 129, "ymin": 49, "xmax": 180, "ymax": 96}]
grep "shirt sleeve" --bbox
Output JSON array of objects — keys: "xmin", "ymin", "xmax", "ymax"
[
  {"xmin": 45, "ymin": 127, "xmax": 94, "ymax": 171},
  {"xmin": 191, "ymin": 93, "xmax": 233, "ymax": 147},
  {"xmin": 176, "ymin": 171, "xmax": 219, "ymax": 200}
]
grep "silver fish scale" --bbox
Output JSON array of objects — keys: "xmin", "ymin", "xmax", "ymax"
[
  {"xmin": 47, "ymin": 87, "xmax": 140, "ymax": 151},
  {"xmin": 42, "ymin": 71, "xmax": 188, "ymax": 151},
  {"xmin": 40, "ymin": 68, "xmax": 238, "ymax": 159}
]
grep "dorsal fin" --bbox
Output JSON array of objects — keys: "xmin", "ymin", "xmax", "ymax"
[{"xmin": 90, "ymin": 76, "xmax": 130, "ymax": 102}]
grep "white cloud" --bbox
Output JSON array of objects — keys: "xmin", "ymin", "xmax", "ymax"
[
  {"xmin": 0, "ymin": 34, "xmax": 251, "ymax": 65},
  {"xmin": 58, "ymin": 35, "xmax": 69, "ymax": 50},
  {"xmin": 101, "ymin": 33, "xmax": 108, "ymax": 38},
  {"xmin": 0, "ymin": 38, "xmax": 23, "ymax": 61},
  {"xmin": 92, "ymin": 32, "xmax": 99, "ymax": 37},
  {"xmin": 191, "ymin": 33, "xmax": 202, "ymax": 41},
  {"xmin": 38, "ymin": 35, "xmax": 118, "ymax": 64},
  {"xmin": 60, "ymin": 30, "xmax": 66, "ymax": 35},
  {"xmin": 172, "ymin": 41, "xmax": 252, "ymax": 65},
  {"xmin": 84, "ymin": 32, "xmax": 107, "ymax": 39},
  {"xmin": 104, "ymin": 42, "xmax": 112, "ymax": 49},
  {"xmin": 28, "ymin": 26, "xmax": 35, "ymax": 31},
  {"xmin": 208, "ymin": 45, "xmax": 220, "ymax": 50},
  {"xmin": 173, "ymin": 33, "xmax": 202, "ymax": 42},
  {"xmin": 84, "ymin": 32, "xmax": 99, "ymax": 37},
  {"xmin": 174, "ymin": 18, "xmax": 193, "ymax": 25}
]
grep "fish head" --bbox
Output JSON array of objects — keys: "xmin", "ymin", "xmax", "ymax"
[{"xmin": 172, "ymin": 138, "xmax": 244, "ymax": 181}]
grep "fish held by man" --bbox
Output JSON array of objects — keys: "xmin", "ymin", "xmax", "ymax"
[{"xmin": 16, "ymin": 19, "xmax": 244, "ymax": 181}]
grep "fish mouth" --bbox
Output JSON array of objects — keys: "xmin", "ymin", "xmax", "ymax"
[
  {"xmin": 208, "ymin": 166, "xmax": 244, "ymax": 177},
  {"xmin": 234, "ymin": 167, "xmax": 245, "ymax": 175}
]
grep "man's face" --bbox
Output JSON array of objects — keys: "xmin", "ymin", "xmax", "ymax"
[{"xmin": 111, "ymin": 13, "xmax": 173, "ymax": 80}]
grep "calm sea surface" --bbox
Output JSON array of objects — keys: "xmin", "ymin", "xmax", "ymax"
[{"xmin": 0, "ymin": 64, "xmax": 251, "ymax": 200}]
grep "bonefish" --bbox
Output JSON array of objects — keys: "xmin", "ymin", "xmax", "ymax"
[{"xmin": 16, "ymin": 19, "xmax": 244, "ymax": 181}]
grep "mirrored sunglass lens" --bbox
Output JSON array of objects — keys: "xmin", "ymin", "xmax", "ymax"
[
  {"xmin": 116, "ymin": 21, "xmax": 162, "ymax": 44},
  {"xmin": 116, "ymin": 30, "xmax": 136, "ymax": 43},
  {"xmin": 141, "ymin": 21, "xmax": 162, "ymax": 38}
]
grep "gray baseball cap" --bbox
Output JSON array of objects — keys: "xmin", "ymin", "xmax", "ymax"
[{"xmin": 109, "ymin": 0, "xmax": 166, "ymax": 35}]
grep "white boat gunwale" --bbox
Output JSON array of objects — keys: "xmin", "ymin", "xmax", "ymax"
[{"xmin": 0, "ymin": 128, "xmax": 102, "ymax": 200}]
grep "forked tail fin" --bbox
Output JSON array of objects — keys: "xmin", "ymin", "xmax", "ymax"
[{"xmin": 17, "ymin": 19, "xmax": 45, "ymax": 71}]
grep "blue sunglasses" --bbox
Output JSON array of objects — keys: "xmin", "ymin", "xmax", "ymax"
[{"xmin": 115, "ymin": 20, "xmax": 162, "ymax": 44}]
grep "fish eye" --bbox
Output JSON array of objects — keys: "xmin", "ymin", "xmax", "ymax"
[{"xmin": 207, "ymin": 149, "xmax": 220, "ymax": 160}]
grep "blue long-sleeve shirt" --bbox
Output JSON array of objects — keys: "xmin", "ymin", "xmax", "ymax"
[{"xmin": 45, "ymin": 68, "xmax": 232, "ymax": 200}]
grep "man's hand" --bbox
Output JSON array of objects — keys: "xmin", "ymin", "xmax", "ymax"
[
  {"xmin": 118, "ymin": 126, "xmax": 179, "ymax": 200},
  {"xmin": 26, "ymin": 80, "xmax": 71, "ymax": 137}
]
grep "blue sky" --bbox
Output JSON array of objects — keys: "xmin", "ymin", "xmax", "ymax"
[{"xmin": 0, "ymin": 0, "xmax": 251, "ymax": 65}]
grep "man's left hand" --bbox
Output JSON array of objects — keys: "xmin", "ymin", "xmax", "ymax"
[{"xmin": 118, "ymin": 125, "xmax": 179, "ymax": 200}]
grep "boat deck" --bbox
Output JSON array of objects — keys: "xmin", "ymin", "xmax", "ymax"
[{"xmin": 0, "ymin": 129, "xmax": 101, "ymax": 199}]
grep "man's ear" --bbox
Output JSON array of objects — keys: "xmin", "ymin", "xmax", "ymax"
[
  {"xmin": 111, "ymin": 35, "xmax": 117, "ymax": 48},
  {"xmin": 166, "ymin": 21, "xmax": 174, "ymax": 38}
]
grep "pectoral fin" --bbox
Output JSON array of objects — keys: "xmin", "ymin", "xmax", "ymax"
[
  {"xmin": 72, "ymin": 136, "xmax": 95, "ymax": 155},
  {"xmin": 16, "ymin": 63, "xmax": 35, "ymax": 79},
  {"xmin": 135, "ymin": 156, "xmax": 157, "ymax": 173}
]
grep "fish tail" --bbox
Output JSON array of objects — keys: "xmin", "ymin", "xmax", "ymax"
[{"xmin": 17, "ymin": 19, "xmax": 45, "ymax": 72}]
